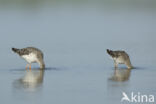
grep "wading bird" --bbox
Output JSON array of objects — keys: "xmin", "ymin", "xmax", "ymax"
[{"xmin": 12, "ymin": 47, "xmax": 45, "ymax": 70}]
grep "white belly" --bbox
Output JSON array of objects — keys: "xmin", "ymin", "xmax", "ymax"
[
  {"xmin": 22, "ymin": 53, "xmax": 38, "ymax": 63},
  {"xmin": 114, "ymin": 57, "xmax": 125, "ymax": 64}
]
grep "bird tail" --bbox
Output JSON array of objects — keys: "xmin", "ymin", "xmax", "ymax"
[
  {"xmin": 12, "ymin": 48, "xmax": 20, "ymax": 54},
  {"xmin": 106, "ymin": 49, "xmax": 114, "ymax": 57}
]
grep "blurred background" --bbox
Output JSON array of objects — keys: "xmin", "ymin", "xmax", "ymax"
[
  {"xmin": 0, "ymin": 0, "xmax": 156, "ymax": 104},
  {"xmin": 0, "ymin": 0, "xmax": 155, "ymax": 68}
]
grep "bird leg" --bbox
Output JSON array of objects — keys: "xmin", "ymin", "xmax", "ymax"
[
  {"xmin": 29, "ymin": 64, "xmax": 31, "ymax": 70},
  {"xmin": 26, "ymin": 64, "xmax": 29, "ymax": 70},
  {"xmin": 114, "ymin": 61, "xmax": 118, "ymax": 68},
  {"xmin": 26, "ymin": 64, "xmax": 31, "ymax": 70}
]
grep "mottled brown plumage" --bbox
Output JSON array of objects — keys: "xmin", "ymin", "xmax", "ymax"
[
  {"xmin": 107, "ymin": 49, "xmax": 133, "ymax": 69},
  {"xmin": 12, "ymin": 47, "xmax": 45, "ymax": 69}
]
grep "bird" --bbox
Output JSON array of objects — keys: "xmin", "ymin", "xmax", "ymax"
[
  {"xmin": 12, "ymin": 47, "xmax": 45, "ymax": 70},
  {"xmin": 106, "ymin": 49, "xmax": 133, "ymax": 69}
]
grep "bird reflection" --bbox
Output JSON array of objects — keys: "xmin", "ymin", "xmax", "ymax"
[
  {"xmin": 109, "ymin": 68, "xmax": 131, "ymax": 82},
  {"xmin": 13, "ymin": 68, "xmax": 44, "ymax": 91}
]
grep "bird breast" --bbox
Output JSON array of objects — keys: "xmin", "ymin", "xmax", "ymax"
[{"xmin": 22, "ymin": 53, "xmax": 38, "ymax": 63}]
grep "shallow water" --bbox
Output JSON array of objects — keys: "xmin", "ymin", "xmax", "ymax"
[{"xmin": 0, "ymin": 1, "xmax": 156, "ymax": 104}]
